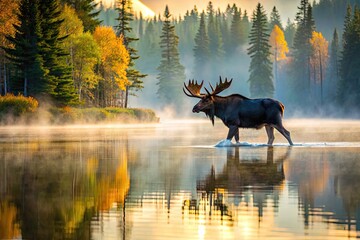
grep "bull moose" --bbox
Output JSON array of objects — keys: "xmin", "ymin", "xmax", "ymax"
[{"xmin": 183, "ymin": 77, "xmax": 293, "ymax": 145}]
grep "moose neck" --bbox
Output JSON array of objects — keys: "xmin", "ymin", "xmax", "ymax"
[{"xmin": 213, "ymin": 96, "xmax": 229, "ymax": 121}]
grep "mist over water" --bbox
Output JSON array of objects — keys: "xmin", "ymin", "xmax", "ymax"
[{"xmin": 1, "ymin": 119, "xmax": 360, "ymax": 239}]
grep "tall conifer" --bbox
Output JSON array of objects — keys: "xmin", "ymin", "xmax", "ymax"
[
  {"xmin": 6, "ymin": 0, "xmax": 51, "ymax": 97},
  {"xmin": 157, "ymin": 6, "xmax": 186, "ymax": 110},
  {"xmin": 339, "ymin": 5, "xmax": 360, "ymax": 108},
  {"xmin": 116, "ymin": 0, "xmax": 146, "ymax": 108},
  {"xmin": 247, "ymin": 3, "xmax": 273, "ymax": 98},
  {"xmin": 269, "ymin": 6, "xmax": 283, "ymax": 31},
  {"xmin": 193, "ymin": 11, "xmax": 210, "ymax": 80},
  {"xmin": 290, "ymin": 0, "xmax": 315, "ymax": 104}
]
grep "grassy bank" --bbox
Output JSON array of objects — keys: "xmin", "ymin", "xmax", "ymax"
[{"xmin": 0, "ymin": 95, "xmax": 159, "ymax": 125}]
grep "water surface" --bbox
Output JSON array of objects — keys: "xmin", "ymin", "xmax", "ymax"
[{"xmin": 1, "ymin": 119, "xmax": 360, "ymax": 239}]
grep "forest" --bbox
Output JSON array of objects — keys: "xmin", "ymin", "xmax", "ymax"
[{"xmin": 1, "ymin": 0, "xmax": 360, "ymax": 117}]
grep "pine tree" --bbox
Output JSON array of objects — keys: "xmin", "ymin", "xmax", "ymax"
[
  {"xmin": 328, "ymin": 28, "xmax": 339, "ymax": 101},
  {"xmin": 247, "ymin": 3, "xmax": 273, "ymax": 98},
  {"xmin": 61, "ymin": 0, "xmax": 101, "ymax": 33},
  {"xmin": 193, "ymin": 11, "xmax": 210, "ymax": 80},
  {"xmin": 269, "ymin": 6, "xmax": 283, "ymax": 32},
  {"xmin": 5, "ymin": 0, "xmax": 50, "ymax": 97},
  {"xmin": 116, "ymin": 0, "xmax": 146, "ymax": 108},
  {"xmin": 207, "ymin": 1, "xmax": 224, "ymax": 75},
  {"xmin": 228, "ymin": 5, "xmax": 242, "ymax": 55},
  {"xmin": 339, "ymin": 5, "xmax": 360, "ymax": 108},
  {"xmin": 40, "ymin": 0, "xmax": 77, "ymax": 105},
  {"xmin": 284, "ymin": 18, "xmax": 296, "ymax": 48},
  {"xmin": 157, "ymin": 5, "xmax": 186, "ymax": 110},
  {"xmin": 240, "ymin": 10, "xmax": 250, "ymax": 44},
  {"xmin": 290, "ymin": 0, "xmax": 315, "ymax": 104}
]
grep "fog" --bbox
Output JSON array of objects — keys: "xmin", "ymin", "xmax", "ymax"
[{"xmin": 142, "ymin": 0, "xmax": 299, "ymax": 23}]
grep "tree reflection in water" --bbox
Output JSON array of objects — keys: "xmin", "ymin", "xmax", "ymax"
[
  {"xmin": 0, "ymin": 139, "xmax": 130, "ymax": 240},
  {"xmin": 2, "ymin": 126, "xmax": 360, "ymax": 239}
]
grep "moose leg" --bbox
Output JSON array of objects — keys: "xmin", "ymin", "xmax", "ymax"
[
  {"xmin": 227, "ymin": 126, "xmax": 238, "ymax": 141},
  {"xmin": 234, "ymin": 128, "xmax": 240, "ymax": 143},
  {"xmin": 265, "ymin": 125, "xmax": 275, "ymax": 145},
  {"xmin": 274, "ymin": 125, "xmax": 293, "ymax": 145}
]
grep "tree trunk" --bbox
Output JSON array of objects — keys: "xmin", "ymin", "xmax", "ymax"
[
  {"xmin": 24, "ymin": 75, "xmax": 28, "ymax": 97},
  {"xmin": 124, "ymin": 86, "xmax": 129, "ymax": 108},
  {"xmin": 319, "ymin": 50, "xmax": 323, "ymax": 107},
  {"xmin": 3, "ymin": 63, "xmax": 7, "ymax": 95}
]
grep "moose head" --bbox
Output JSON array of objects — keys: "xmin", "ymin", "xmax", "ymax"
[{"xmin": 183, "ymin": 77, "xmax": 233, "ymax": 125}]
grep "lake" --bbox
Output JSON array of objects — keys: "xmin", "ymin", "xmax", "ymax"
[{"xmin": 1, "ymin": 119, "xmax": 360, "ymax": 239}]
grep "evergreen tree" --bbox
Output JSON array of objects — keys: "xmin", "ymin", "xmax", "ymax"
[
  {"xmin": 290, "ymin": 0, "xmax": 315, "ymax": 104},
  {"xmin": 157, "ymin": 6, "xmax": 186, "ymax": 110},
  {"xmin": 193, "ymin": 11, "xmax": 210, "ymax": 80},
  {"xmin": 138, "ymin": 12, "xmax": 144, "ymax": 38},
  {"xmin": 40, "ymin": 0, "xmax": 77, "ymax": 105},
  {"xmin": 339, "ymin": 5, "xmax": 360, "ymax": 108},
  {"xmin": 240, "ymin": 10, "xmax": 250, "ymax": 45},
  {"xmin": 116, "ymin": 0, "xmax": 146, "ymax": 108},
  {"xmin": 247, "ymin": 3, "xmax": 273, "ymax": 98},
  {"xmin": 228, "ymin": 5, "xmax": 242, "ymax": 55},
  {"xmin": 61, "ymin": 0, "xmax": 101, "ymax": 33},
  {"xmin": 284, "ymin": 18, "xmax": 296, "ymax": 48},
  {"xmin": 5, "ymin": 0, "xmax": 52, "ymax": 98},
  {"xmin": 137, "ymin": 20, "xmax": 160, "ymax": 74},
  {"xmin": 269, "ymin": 6, "xmax": 283, "ymax": 32},
  {"xmin": 328, "ymin": 28, "xmax": 339, "ymax": 101},
  {"xmin": 207, "ymin": 1, "xmax": 224, "ymax": 74}
]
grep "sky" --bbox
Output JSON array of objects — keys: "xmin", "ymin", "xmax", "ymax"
[{"xmin": 98, "ymin": 0, "xmax": 301, "ymax": 24}]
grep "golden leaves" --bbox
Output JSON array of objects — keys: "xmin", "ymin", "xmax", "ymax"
[
  {"xmin": 269, "ymin": 25, "xmax": 289, "ymax": 61},
  {"xmin": 93, "ymin": 26, "xmax": 130, "ymax": 91}
]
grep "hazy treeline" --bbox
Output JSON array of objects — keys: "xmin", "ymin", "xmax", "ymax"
[
  {"xmin": 101, "ymin": 0, "xmax": 360, "ymax": 115},
  {"xmin": 1, "ymin": 0, "xmax": 360, "ymax": 116}
]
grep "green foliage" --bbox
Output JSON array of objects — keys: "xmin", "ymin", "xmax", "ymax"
[
  {"xmin": 313, "ymin": 0, "xmax": 360, "ymax": 40},
  {"xmin": 193, "ymin": 11, "xmax": 210, "ymax": 80},
  {"xmin": 284, "ymin": 18, "xmax": 296, "ymax": 48},
  {"xmin": 247, "ymin": 3, "xmax": 273, "ymax": 98},
  {"xmin": 269, "ymin": 6, "xmax": 283, "ymax": 32},
  {"xmin": 338, "ymin": 5, "xmax": 360, "ymax": 108},
  {"xmin": 61, "ymin": 0, "xmax": 101, "ymax": 33},
  {"xmin": 207, "ymin": 2, "xmax": 224, "ymax": 68},
  {"xmin": 289, "ymin": 0, "xmax": 315, "ymax": 104},
  {"xmin": 115, "ymin": 0, "xmax": 146, "ymax": 107},
  {"xmin": 157, "ymin": 6, "xmax": 186, "ymax": 110},
  {"xmin": 328, "ymin": 28, "xmax": 340, "ymax": 102},
  {"xmin": 5, "ymin": 0, "xmax": 77, "ymax": 105}
]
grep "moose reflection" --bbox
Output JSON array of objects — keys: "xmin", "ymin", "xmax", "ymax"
[
  {"xmin": 183, "ymin": 77, "xmax": 293, "ymax": 145},
  {"xmin": 182, "ymin": 147, "xmax": 290, "ymax": 221}
]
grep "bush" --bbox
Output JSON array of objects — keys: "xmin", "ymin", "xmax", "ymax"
[{"xmin": 0, "ymin": 94, "xmax": 38, "ymax": 123}]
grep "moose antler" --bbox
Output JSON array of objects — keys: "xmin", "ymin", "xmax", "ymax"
[
  {"xmin": 183, "ymin": 79, "xmax": 205, "ymax": 98},
  {"xmin": 205, "ymin": 76, "xmax": 233, "ymax": 96}
]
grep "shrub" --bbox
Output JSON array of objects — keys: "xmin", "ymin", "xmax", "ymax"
[{"xmin": 0, "ymin": 94, "xmax": 38, "ymax": 123}]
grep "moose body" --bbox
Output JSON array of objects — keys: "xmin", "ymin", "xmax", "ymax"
[{"xmin": 184, "ymin": 78, "xmax": 293, "ymax": 145}]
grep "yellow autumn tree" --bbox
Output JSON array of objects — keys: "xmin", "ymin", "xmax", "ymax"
[
  {"xmin": 0, "ymin": 0, "xmax": 19, "ymax": 94},
  {"xmin": 269, "ymin": 25, "xmax": 289, "ymax": 89},
  {"xmin": 269, "ymin": 25, "xmax": 289, "ymax": 61},
  {"xmin": 309, "ymin": 31, "xmax": 328, "ymax": 105},
  {"xmin": 93, "ymin": 26, "xmax": 130, "ymax": 107}
]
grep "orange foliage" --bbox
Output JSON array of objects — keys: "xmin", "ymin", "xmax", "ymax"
[
  {"xmin": 93, "ymin": 26, "xmax": 130, "ymax": 91},
  {"xmin": 269, "ymin": 25, "xmax": 289, "ymax": 61},
  {"xmin": 0, "ymin": 0, "xmax": 18, "ymax": 50}
]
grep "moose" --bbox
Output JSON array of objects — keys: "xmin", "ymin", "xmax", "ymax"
[{"xmin": 183, "ymin": 77, "xmax": 293, "ymax": 145}]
